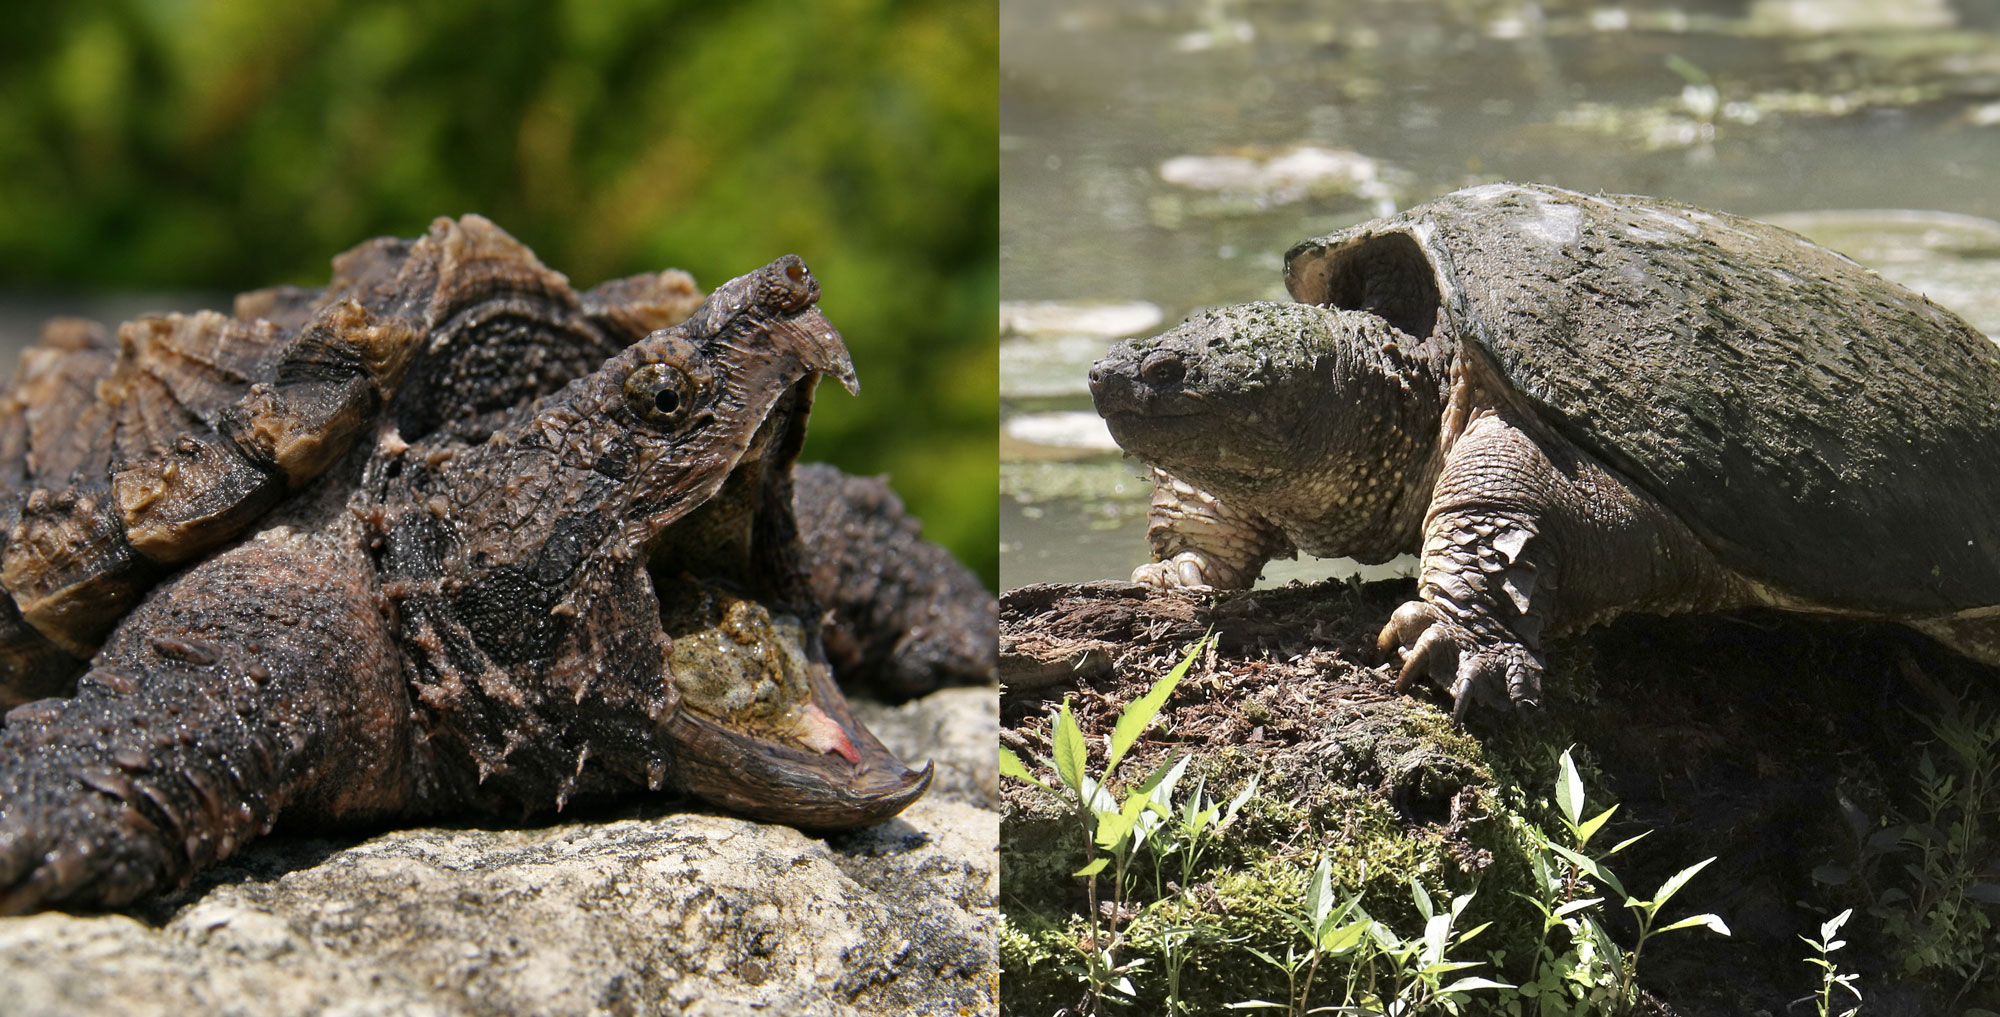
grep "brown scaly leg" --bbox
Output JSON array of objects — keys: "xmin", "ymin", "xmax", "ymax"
[
  {"xmin": 1378, "ymin": 411, "xmax": 1750, "ymax": 720},
  {"xmin": 1132, "ymin": 467, "xmax": 1295, "ymax": 591},
  {"xmin": 0, "ymin": 531, "xmax": 412, "ymax": 913}
]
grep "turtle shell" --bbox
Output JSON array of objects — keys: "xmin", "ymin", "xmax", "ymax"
[
  {"xmin": 0, "ymin": 216, "xmax": 703, "ymax": 704},
  {"xmin": 1284, "ymin": 182, "xmax": 2000, "ymax": 614}
]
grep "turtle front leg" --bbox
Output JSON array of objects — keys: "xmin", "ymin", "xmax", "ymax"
[
  {"xmin": 1381, "ymin": 412, "xmax": 1748, "ymax": 719},
  {"xmin": 0, "ymin": 535, "xmax": 411, "ymax": 913},
  {"xmin": 1133, "ymin": 467, "xmax": 1295, "ymax": 591}
]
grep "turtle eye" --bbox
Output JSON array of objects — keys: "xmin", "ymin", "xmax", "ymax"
[{"xmin": 623, "ymin": 363, "xmax": 696, "ymax": 427}]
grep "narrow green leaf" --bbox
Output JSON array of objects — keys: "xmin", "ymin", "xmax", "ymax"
[
  {"xmin": 1105, "ymin": 633, "xmax": 1209, "ymax": 778},
  {"xmin": 1074, "ymin": 857, "xmax": 1109, "ymax": 877},
  {"xmin": 1410, "ymin": 875, "xmax": 1435, "ymax": 922},
  {"xmin": 1449, "ymin": 892, "xmax": 1475, "ymax": 923},
  {"xmin": 1222, "ymin": 767, "xmax": 1261, "ymax": 826},
  {"xmin": 1307, "ymin": 855, "xmax": 1335, "ymax": 925},
  {"xmin": 1319, "ymin": 919, "xmax": 1371, "ymax": 955},
  {"xmin": 1180, "ymin": 774, "xmax": 1209, "ymax": 826},
  {"xmin": 1422, "ymin": 913, "xmax": 1451, "ymax": 964},
  {"xmin": 998, "ymin": 746, "xmax": 1052, "ymax": 794},
  {"xmin": 1574, "ymin": 804, "xmax": 1618, "ymax": 848},
  {"xmin": 1547, "ymin": 843, "xmax": 1628, "ymax": 900},
  {"xmin": 1128, "ymin": 754, "xmax": 1188, "ymax": 849},
  {"xmin": 1583, "ymin": 915, "xmax": 1623, "ymax": 963},
  {"xmin": 1552, "ymin": 896, "xmax": 1604, "ymax": 918},
  {"xmin": 1420, "ymin": 960, "xmax": 1482, "ymax": 976},
  {"xmin": 1650, "ymin": 856, "xmax": 1716, "ymax": 911},
  {"xmin": 1607, "ymin": 830, "xmax": 1651, "ymax": 855},
  {"xmin": 1142, "ymin": 754, "xmax": 1191, "ymax": 807},
  {"xmin": 1654, "ymin": 913, "xmax": 1731, "ymax": 937},
  {"xmin": 1052, "ymin": 701, "xmax": 1088, "ymax": 795},
  {"xmin": 1095, "ymin": 802, "xmax": 1137, "ymax": 851},
  {"xmin": 1556, "ymin": 747, "xmax": 1585, "ymax": 828},
  {"xmin": 1439, "ymin": 976, "xmax": 1516, "ymax": 994}
]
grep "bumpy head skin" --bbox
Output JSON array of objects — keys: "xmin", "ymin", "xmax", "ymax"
[
  {"xmin": 374, "ymin": 255, "xmax": 925, "ymax": 830},
  {"xmin": 1090, "ymin": 302, "xmax": 1452, "ymax": 566}
]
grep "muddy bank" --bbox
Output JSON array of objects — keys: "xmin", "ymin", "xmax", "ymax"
[{"xmin": 1000, "ymin": 578, "xmax": 2000, "ymax": 1016}]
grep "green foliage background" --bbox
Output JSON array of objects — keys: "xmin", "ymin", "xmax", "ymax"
[{"xmin": 0, "ymin": 0, "xmax": 998, "ymax": 586}]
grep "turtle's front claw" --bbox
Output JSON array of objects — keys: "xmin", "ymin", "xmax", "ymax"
[
  {"xmin": 1131, "ymin": 553, "xmax": 1217, "ymax": 591},
  {"xmin": 1378, "ymin": 599, "xmax": 1544, "ymax": 721},
  {"xmin": 1448, "ymin": 642, "xmax": 1544, "ymax": 721}
]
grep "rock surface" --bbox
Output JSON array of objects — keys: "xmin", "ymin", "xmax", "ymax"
[{"xmin": 0, "ymin": 686, "xmax": 998, "ymax": 1017}]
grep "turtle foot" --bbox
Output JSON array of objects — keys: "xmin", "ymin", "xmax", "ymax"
[
  {"xmin": 1131, "ymin": 553, "xmax": 1221, "ymax": 591},
  {"xmin": 1376, "ymin": 599, "xmax": 1543, "ymax": 721}
]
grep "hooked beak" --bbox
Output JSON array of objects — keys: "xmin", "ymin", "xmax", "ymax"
[
  {"xmin": 771, "ymin": 307, "xmax": 859, "ymax": 397},
  {"xmin": 660, "ymin": 658, "xmax": 931, "ymax": 830}
]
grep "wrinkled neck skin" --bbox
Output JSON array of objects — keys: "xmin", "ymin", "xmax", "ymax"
[
  {"xmin": 1276, "ymin": 310, "xmax": 1453, "ymax": 563},
  {"xmin": 1103, "ymin": 304, "xmax": 1453, "ymax": 565}
]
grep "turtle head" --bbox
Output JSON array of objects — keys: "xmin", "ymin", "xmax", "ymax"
[
  {"xmin": 388, "ymin": 255, "xmax": 924, "ymax": 829},
  {"xmin": 1090, "ymin": 301, "xmax": 1449, "ymax": 562},
  {"xmin": 601, "ymin": 256, "xmax": 924, "ymax": 829}
]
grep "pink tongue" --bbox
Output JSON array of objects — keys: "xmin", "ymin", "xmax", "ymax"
[{"xmin": 798, "ymin": 703, "xmax": 860, "ymax": 763}]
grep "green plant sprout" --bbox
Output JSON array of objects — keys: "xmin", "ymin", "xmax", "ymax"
[
  {"xmin": 1510, "ymin": 748, "xmax": 1730, "ymax": 1016},
  {"xmin": 1229, "ymin": 858, "xmax": 1510, "ymax": 1016},
  {"xmin": 999, "ymin": 633, "xmax": 1220, "ymax": 1012},
  {"xmin": 1799, "ymin": 908, "xmax": 1862, "ymax": 1017},
  {"xmin": 1813, "ymin": 681, "xmax": 2000, "ymax": 1002}
]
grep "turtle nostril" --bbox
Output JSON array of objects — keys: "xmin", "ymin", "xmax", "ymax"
[{"xmin": 1141, "ymin": 352, "xmax": 1185, "ymax": 386}]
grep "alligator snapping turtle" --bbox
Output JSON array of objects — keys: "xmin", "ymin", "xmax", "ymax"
[
  {"xmin": 1090, "ymin": 182, "xmax": 2000, "ymax": 718},
  {"xmin": 0, "ymin": 215, "xmax": 991, "ymax": 913}
]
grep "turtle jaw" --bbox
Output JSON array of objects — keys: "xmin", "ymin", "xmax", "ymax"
[
  {"xmin": 658, "ymin": 662, "xmax": 933, "ymax": 831},
  {"xmin": 641, "ymin": 375, "xmax": 929, "ymax": 830},
  {"xmin": 1092, "ymin": 354, "xmax": 1292, "ymax": 487}
]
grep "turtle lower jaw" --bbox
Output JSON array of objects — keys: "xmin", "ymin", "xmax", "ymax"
[
  {"xmin": 1102, "ymin": 409, "xmax": 1286, "ymax": 481},
  {"xmin": 1099, "ymin": 408, "xmax": 1213, "ymax": 458},
  {"xmin": 659, "ymin": 663, "xmax": 932, "ymax": 830}
]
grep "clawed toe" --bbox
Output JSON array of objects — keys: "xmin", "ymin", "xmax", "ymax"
[
  {"xmin": 1378, "ymin": 599, "xmax": 1544, "ymax": 720},
  {"xmin": 1396, "ymin": 624, "xmax": 1457, "ymax": 694},
  {"xmin": 1375, "ymin": 600, "xmax": 1438, "ymax": 666},
  {"xmin": 1131, "ymin": 554, "xmax": 1216, "ymax": 591}
]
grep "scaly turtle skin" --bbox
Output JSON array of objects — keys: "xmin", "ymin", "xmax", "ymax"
[
  {"xmin": 1091, "ymin": 182, "xmax": 2000, "ymax": 719},
  {"xmin": 0, "ymin": 220, "xmax": 987, "ymax": 913}
]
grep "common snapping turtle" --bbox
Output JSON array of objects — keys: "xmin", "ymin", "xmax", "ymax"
[
  {"xmin": 1090, "ymin": 182, "xmax": 2000, "ymax": 718},
  {"xmin": 0, "ymin": 215, "xmax": 993, "ymax": 913}
]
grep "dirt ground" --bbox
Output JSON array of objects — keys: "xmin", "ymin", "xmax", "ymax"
[{"xmin": 1000, "ymin": 577, "xmax": 2000, "ymax": 1016}]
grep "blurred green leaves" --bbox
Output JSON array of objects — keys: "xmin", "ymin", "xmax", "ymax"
[{"xmin": 0, "ymin": 0, "xmax": 997, "ymax": 585}]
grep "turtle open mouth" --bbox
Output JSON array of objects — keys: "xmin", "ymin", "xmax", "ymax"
[{"xmin": 643, "ymin": 374, "xmax": 930, "ymax": 831}]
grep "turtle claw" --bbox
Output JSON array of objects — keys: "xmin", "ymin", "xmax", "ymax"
[
  {"xmin": 1379, "ymin": 599, "xmax": 1545, "ymax": 719},
  {"xmin": 1131, "ymin": 553, "xmax": 1217, "ymax": 591},
  {"xmin": 1396, "ymin": 623, "xmax": 1457, "ymax": 694},
  {"xmin": 1376, "ymin": 600, "xmax": 1438, "ymax": 668}
]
